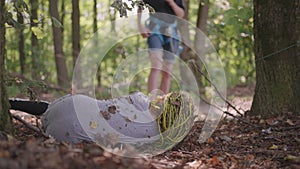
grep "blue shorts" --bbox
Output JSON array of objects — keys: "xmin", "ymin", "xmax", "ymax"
[{"xmin": 147, "ymin": 34, "xmax": 179, "ymax": 63}]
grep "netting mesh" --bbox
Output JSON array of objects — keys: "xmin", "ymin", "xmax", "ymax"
[{"xmin": 155, "ymin": 92, "xmax": 195, "ymax": 149}]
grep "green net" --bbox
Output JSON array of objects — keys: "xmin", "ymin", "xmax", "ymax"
[{"xmin": 155, "ymin": 91, "xmax": 195, "ymax": 149}]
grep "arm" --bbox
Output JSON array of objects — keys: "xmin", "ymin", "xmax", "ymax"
[
  {"xmin": 165, "ymin": 0, "xmax": 185, "ymax": 18},
  {"xmin": 137, "ymin": 7, "xmax": 150, "ymax": 38}
]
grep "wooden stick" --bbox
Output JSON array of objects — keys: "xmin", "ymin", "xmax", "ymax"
[
  {"xmin": 189, "ymin": 60, "xmax": 244, "ymax": 116},
  {"xmin": 200, "ymin": 95, "xmax": 260, "ymax": 128},
  {"xmin": 12, "ymin": 114, "xmax": 49, "ymax": 138}
]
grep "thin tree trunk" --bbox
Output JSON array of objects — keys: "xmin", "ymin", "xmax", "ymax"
[
  {"xmin": 30, "ymin": 0, "xmax": 39, "ymax": 80},
  {"xmin": 178, "ymin": 0, "xmax": 195, "ymax": 88},
  {"xmin": 41, "ymin": 0, "xmax": 45, "ymax": 29},
  {"xmin": 72, "ymin": 0, "xmax": 80, "ymax": 67},
  {"xmin": 16, "ymin": 4, "xmax": 25, "ymax": 74},
  {"xmin": 0, "ymin": 0, "xmax": 13, "ymax": 132},
  {"xmin": 61, "ymin": 0, "xmax": 65, "ymax": 45},
  {"xmin": 109, "ymin": 0, "xmax": 116, "ymax": 32},
  {"xmin": 196, "ymin": 0, "xmax": 209, "ymax": 34},
  {"xmin": 193, "ymin": 0, "xmax": 209, "ymax": 89},
  {"xmin": 49, "ymin": 0, "xmax": 70, "ymax": 87},
  {"xmin": 250, "ymin": 0, "xmax": 300, "ymax": 117},
  {"xmin": 178, "ymin": 0, "xmax": 191, "ymax": 61},
  {"xmin": 58, "ymin": 0, "xmax": 65, "ymax": 83},
  {"xmin": 94, "ymin": 0, "xmax": 101, "ymax": 88}
]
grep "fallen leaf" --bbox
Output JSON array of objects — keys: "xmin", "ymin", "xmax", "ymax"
[
  {"xmin": 90, "ymin": 121, "xmax": 97, "ymax": 129},
  {"xmin": 285, "ymin": 155, "xmax": 300, "ymax": 164},
  {"xmin": 124, "ymin": 117, "xmax": 131, "ymax": 122},
  {"xmin": 108, "ymin": 106, "xmax": 116, "ymax": 114},
  {"xmin": 286, "ymin": 119, "xmax": 295, "ymax": 126},
  {"xmin": 207, "ymin": 137, "xmax": 214, "ymax": 144},
  {"xmin": 220, "ymin": 135, "xmax": 232, "ymax": 142},
  {"xmin": 266, "ymin": 118, "xmax": 278, "ymax": 125},
  {"xmin": 0, "ymin": 150, "xmax": 10, "ymax": 158},
  {"xmin": 211, "ymin": 155, "xmax": 219, "ymax": 166},
  {"xmin": 259, "ymin": 119, "xmax": 265, "ymax": 124},
  {"xmin": 269, "ymin": 144, "xmax": 278, "ymax": 150},
  {"xmin": 100, "ymin": 110, "xmax": 111, "ymax": 120},
  {"xmin": 187, "ymin": 160, "xmax": 202, "ymax": 168},
  {"xmin": 262, "ymin": 127, "xmax": 272, "ymax": 134}
]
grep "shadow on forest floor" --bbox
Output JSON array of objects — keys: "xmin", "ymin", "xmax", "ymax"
[{"xmin": 1, "ymin": 84, "xmax": 300, "ymax": 169}]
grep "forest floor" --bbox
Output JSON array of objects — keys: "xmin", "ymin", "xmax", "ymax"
[{"xmin": 1, "ymin": 84, "xmax": 300, "ymax": 169}]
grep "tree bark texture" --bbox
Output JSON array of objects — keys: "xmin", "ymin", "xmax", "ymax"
[
  {"xmin": 30, "ymin": 0, "xmax": 40, "ymax": 80},
  {"xmin": 178, "ymin": 0, "xmax": 191, "ymax": 61},
  {"xmin": 193, "ymin": 0, "xmax": 209, "ymax": 89},
  {"xmin": 61, "ymin": 0, "xmax": 65, "ymax": 43},
  {"xmin": 178, "ymin": 0, "xmax": 196, "ymax": 88},
  {"xmin": 16, "ymin": 5, "xmax": 25, "ymax": 74},
  {"xmin": 0, "ymin": 0, "xmax": 13, "ymax": 132},
  {"xmin": 250, "ymin": 0, "xmax": 300, "ymax": 117},
  {"xmin": 49, "ymin": 0, "xmax": 70, "ymax": 87},
  {"xmin": 72, "ymin": 0, "xmax": 80, "ymax": 67},
  {"xmin": 93, "ymin": 0, "xmax": 102, "ymax": 87}
]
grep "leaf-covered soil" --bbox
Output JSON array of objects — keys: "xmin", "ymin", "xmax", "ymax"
[{"xmin": 1, "ymin": 85, "xmax": 300, "ymax": 169}]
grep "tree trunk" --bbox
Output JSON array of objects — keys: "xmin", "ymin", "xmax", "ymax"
[
  {"xmin": 196, "ymin": 0, "xmax": 209, "ymax": 34},
  {"xmin": 0, "ymin": 0, "xmax": 13, "ymax": 133},
  {"xmin": 94, "ymin": 0, "xmax": 101, "ymax": 88},
  {"xmin": 178, "ymin": 0, "xmax": 195, "ymax": 88},
  {"xmin": 109, "ymin": 0, "xmax": 116, "ymax": 32},
  {"xmin": 16, "ymin": 5, "xmax": 25, "ymax": 74},
  {"xmin": 72, "ymin": 0, "xmax": 80, "ymax": 67},
  {"xmin": 250, "ymin": 0, "xmax": 300, "ymax": 117},
  {"xmin": 49, "ymin": 0, "xmax": 70, "ymax": 87},
  {"xmin": 61, "ymin": 0, "xmax": 65, "ymax": 45},
  {"xmin": 178, "ymin": 0, "xmax": 191, "ymax": 61},
  {"xmin": 193, "ymin": 0, "xmax": 209, "ymax": 89},
  {"xmin": 30, "ymin": 0, "xmax": 40, "ymax": 80}
]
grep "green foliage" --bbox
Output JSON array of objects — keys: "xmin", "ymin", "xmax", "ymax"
[
  {"xmin": 4, "ymin": 0, "xmax": 255, "ymax": 97},
  {"xmin": 188, "ymin": 0, "xmax": 254, "ymax": 87},
  {"xmin": 111, "ymin": 0, "xmax": 154, "ymax": 17},
  {"xmin": 31, "ymin": 27, "xmax": 44, "ymax": 39},
  {"xmin": 51, "ymin": 17, "xmax": 63, "ymax": 28},
  {"xmin": 208, "ymin": 0, "xmax": 255, "ymax": 86},
  {"xmin": 6, "ymin": 75, "xmax": 47, "ymax": 100}
]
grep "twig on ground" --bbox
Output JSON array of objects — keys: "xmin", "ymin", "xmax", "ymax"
[
  {"xmin": 223, "ymin": 111, "xmax": 261, "ymax": 128},
  {"xmin": 272, "ymin": 125, "xmax": 300, "ymax": 132},
  {"xmin": 12, "ymin": 114, "xmax": 49, "ymax": 138},
  {"xmin": 189, "ymin": 60, "xmax": 244, "ymax": 116},
  {"xmin": 200, "ymin": 95, "xmax": 260, "ymax": 128}
]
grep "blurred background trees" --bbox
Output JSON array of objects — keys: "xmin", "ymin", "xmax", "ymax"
[
  {"xmin": 3, "ymin": 0, "xmax": 254, "ymax": 97},
  {"xmin": 1, "ymin": 0, "xmax": 299, "ymax": 132},
  {"xmin": 0, "ymin": 0, "xmax": 255, "ymax": 132}
]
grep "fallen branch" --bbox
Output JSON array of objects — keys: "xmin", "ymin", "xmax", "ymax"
[
  {"xmin": 223, "ymin": 111, "xmax": 260, "ymax": 128},
  {"xmin": 12, "ymin": 114, "xmax": 49, "ymax": 138},
  {"xmin": 272, "ymin": 125, "xmax": 300, "ymax": 132},
  {"xmin": 200, "ymin": 95, "xmax": 260, "ymax": 128},
  {"xmin": 7, "ymin": 72, "xmax": 69, "ymax": 93},
  {"xmin": 189, "ymin": 60, "xmax": 244, "ymax": 116}
]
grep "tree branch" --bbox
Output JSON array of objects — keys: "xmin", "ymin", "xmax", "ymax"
[
  {"xmin": 189, "ymin": 60, "xmax": 244, "ymax": 116},
  {"xmin": 12, "ymin": 114, "xmax": 49, "ymax": 138}
]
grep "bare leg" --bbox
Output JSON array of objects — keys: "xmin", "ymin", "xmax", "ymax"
[
  {"xmin": 148, "ymin": 51, "xmax": 163, "ymax": 94},
  {"xmin": 160, "ymin": 61, "xmax": 173, "ymax": 94}
]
